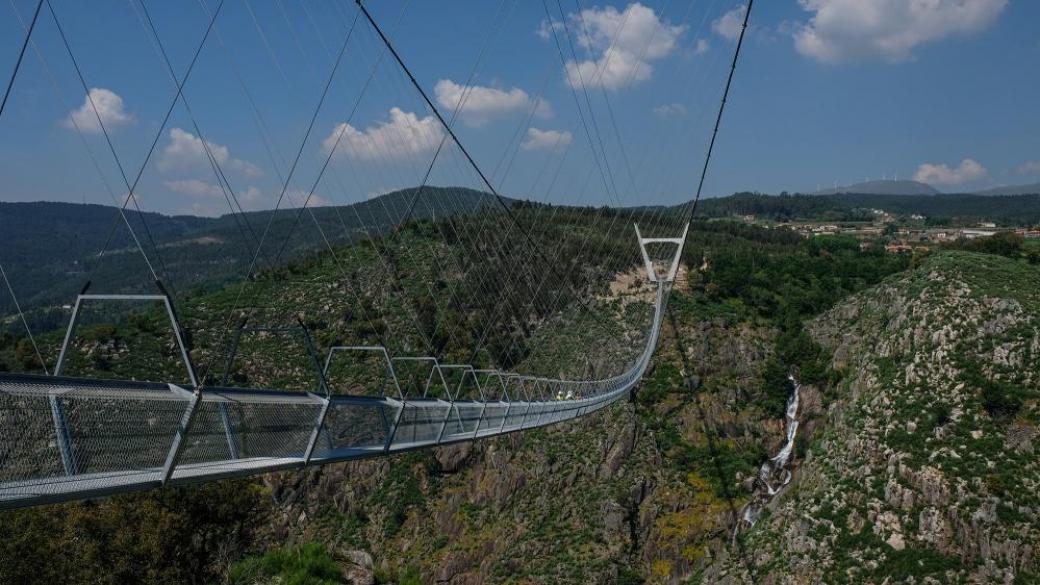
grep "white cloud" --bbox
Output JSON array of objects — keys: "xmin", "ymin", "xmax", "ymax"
[
  {"xmin": 158, "ymin": 128, "xmax": 261, "ymax": 177},
  {"xmin": 713, "ymin": 5, "xmax": 746, "ymax": 41},
  {"xmin": 536, "ymin": 18, "xmax": 564, "ymax": 40},
  {"xmin": 913, "ymin": 158, "xmax": 987, "ymax": 186},
  {"xmin": 694, "ymin": 38, "xmax": 710, "ymax": 55},
  {"xmin": 286, "ymin": 189, "xmax": 331, "ymax": 208},
  {"xmin": 520, "ymin": 127, "xmax": 572, "ymax": 151},
  {"xmin": 792, "ymin": 0, "xmax": 1007, "ymax": 64},
  {"xmin": 653, "ymin": 102, "xmax": 687, "ymax": 117},
  {"xmin": 62, "ymin": 88, "xmax": 134, "ymax": 133},
  {"xmin": 239, "ymin": 186, "xmax": 262, "ymax": 203},
  {"xmin": 323, "ymin": 107, "xmax": 444, "ymax": 162},
  {"xmin": 166, "ymin": 179, "xmax": 262, "ymax": 202},
  {"xmin": 434, "ymin": 79, "xmax": 550, "ymax": 127},
  {"xmin": 165, "ymin": 179, "xmax": 224, "ymax": 198},
  {"xmin": 561, "ymin": 3, "xmax": 685, "ymax": 91},
  {"xmin": 172, "ymin": 184, "xmax": 262, "ymax": 216},
  {"xmin": 1016, "ymin": 160, "xmax": 1040, "ymax": 175}
]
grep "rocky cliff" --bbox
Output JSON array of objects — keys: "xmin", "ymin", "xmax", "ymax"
[
  {"xmin": 705, "ymin": 251, "xmax": 1040, "ymax": 584},
  {"xmin": 259, "ymin": 275, "xmax": 786, "ymax": 584}
]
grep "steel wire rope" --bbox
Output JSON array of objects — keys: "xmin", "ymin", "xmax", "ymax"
[
  {"xmin": 315, "ymin": 0, "xmax": 526, "ymax": 358},
  {"xmin": 322, "ymin": 0, "xmax": 560, "ymax": 363},
  {"xmin": 629, "ymin": 0, "xmax": 730, "ymax": 210},
  {"xmin": 355, "ymin": 0, "xmax": 624, "ymax": 347},
  {"xmin": 682, "ymin": 0, "xmax": 753, "ymax": 223},
  {"xmin": 478, "ymin": 0, "xmax": 732, "ymax": 372},
  {"xmin": 512, "ymin": 0, "xmax": 727, "ymax": 350},
  {"xmin": 234, "ymin": 0, "xmax": 434, "ymax": 356},
  {"xmin": 275, "ymin": 3, "xmax": 451, "ymax": 355},
  {"xmin": 47, "ymin": 0, "xmax": 225, "ymax": 293},
  {"xmin": 0, "ymin": 0, "xmax": 49, "ymax": 373},
  {"xmin": 195, "ymin": 2, "xmax": 368, "ymax": 384},
  {"xmin": 467, "ymin": 0, "xmax": 705, "ymax": 369},
  {"xmin": 128, "ymin": 0, "xmax": 269, "ymax": 268}
]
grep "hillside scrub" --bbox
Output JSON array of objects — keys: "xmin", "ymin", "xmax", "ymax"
[{"xmin": 0, "ymin": 213, "xmax": 924, "ymax": 583}]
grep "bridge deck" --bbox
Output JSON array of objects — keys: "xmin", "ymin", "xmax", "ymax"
[{"xmin": 0, "ymin": 285, "xmax": 664, "ymax": 510}]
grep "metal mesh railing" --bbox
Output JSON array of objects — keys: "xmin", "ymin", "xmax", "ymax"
[{"xmin": 0, "ymin": 284, "xmax": 666, "ymax": 509}]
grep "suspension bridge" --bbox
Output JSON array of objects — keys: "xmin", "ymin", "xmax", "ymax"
[{"xmin": 0, "ymin": 0, "xmax": 753, "ymax": 510}]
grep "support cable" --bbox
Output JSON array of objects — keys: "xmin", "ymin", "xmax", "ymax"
[
  {"xmin": 684, "ymin": 0, "xmax": 754, "ymax": 222},
  {"xmin": 0, "ymin": 0, "xmax": 48, "ymax": 373},
  {"xmin": 355, "ymin": 0, "xmax": 614, "ymax": 331},
  {"xmin": 210, "ymin": 0, "xmax": 427, "ymax": 359},
  {"xmin": 47, "ymin": 0, "xmax": 227, "ymax": 289},
  {"xmin": 197, "ymin": 4, "xmax": 364, "ymax": 383},
  {"xmin": 0, "ymin": 264, "xmax": 48, "ymax": 374},
  {"xmin": 0, "ymin": 0, "xmax": 42, "ymax": 120},
  {"xmin": 130, "ymin": 0, "xmax": 266, "ymax": 265}
]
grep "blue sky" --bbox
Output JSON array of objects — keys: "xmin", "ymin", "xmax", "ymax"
[{"xmin": 0, "ymin": 0, "xmax": 1037, "ymax": 216}]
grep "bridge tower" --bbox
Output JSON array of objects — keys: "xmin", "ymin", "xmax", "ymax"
[{"xmin": 635, "ymin": 223, "xmax": 689, "ymax": 283}]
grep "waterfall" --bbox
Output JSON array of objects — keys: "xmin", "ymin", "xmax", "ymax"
[{"xmin": 735, "ymin": 375, "xmax": 801, "ymax": 535}]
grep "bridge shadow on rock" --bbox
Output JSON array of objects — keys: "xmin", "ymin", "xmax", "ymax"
[{"xmin": 664, "ymin": 306, "xmax": 758, "ymax": 581}]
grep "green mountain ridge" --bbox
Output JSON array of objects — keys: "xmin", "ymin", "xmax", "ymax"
[
  {"xmin": 4, "ymin": 189, "xmax": 1037, "ymax": 334},
  {"xmin": 0, "ymin": 187, "xmax": 514, "ymax": 330}
]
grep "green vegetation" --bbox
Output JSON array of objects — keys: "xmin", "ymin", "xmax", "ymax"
[
  {"xmin": 680, "ymin": 225, "xmax": 908, "ymax": 416},
  {"xmin": 229, "ymin": 542, "xmax": 343, "ymax": 585},
  {"xmin": 3, "ymin": 200, "xmax": 1035, "ymax": 583},
  {"xmin": 942, "ymin": 231, "xmax": 1027, "ymax": 259},
  {"xmin": 0, "ymin": 188, "xmax": 511, "ymax": 333},
  {"xmin": 0, "ymin": 481, "xmax": 269, "ymax": 585},
  {"xmin": 697, "ymin": 191, "xmax": 1040, "ymax": 226}
]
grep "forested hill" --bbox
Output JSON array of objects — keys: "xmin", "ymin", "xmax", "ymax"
[
  {"xmin": 0, "ymin": 187, "xmax": 512, "ymax": 326},
  {"xmin": 697, "ymin": 192, "xmax": 1040, "ymax": 226},
  {"xmin": 3, "ymin": 187, "xmax": 1036, "ymax": 331}
]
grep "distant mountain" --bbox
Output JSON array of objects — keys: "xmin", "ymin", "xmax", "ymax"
[
  {"xmin": 696, "ymin": 192, "xmax": 1040, "ymax": 226},
  {"xmin": 812, "ymin": 179, "xmax": 939, "ymax": 196},
  {"xmin": 0, "ymin": 186, "xmax": 514, "ymax": 328},
  {"xmin": 972, "ymin": 182, "xmax": 1040, "ymax": 196}
]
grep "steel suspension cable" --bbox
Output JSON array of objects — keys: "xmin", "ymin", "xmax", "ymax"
[
  {"xmin": 684, "ymin": 0, "xmax": 754, "ymax": 223},
  {"xmin": 7, "ymin": 0, "xmax": 175, "ymax": 286},
  {"xmin": 320, "ymin": 0, "xmax": 521, "ymax": 356},
  {"xmin": 0, "ymin": 0, "xmax": 42, "ymax": 120},
  {"xmin": 0, "ymin": 0, "xmax": 48, "ymax": 373},
  {"xmin": 355, "ymin": 0, "xmax": 617, "ymax": 336},
  {"xmin": 227, "ymin": 0, "xmax": 432, "ymax": 356},
  {"xmin": 469, "ymin": 0, "xmax": 698, "ymax": 367},
  {"xmin": 197, "ymin": 4, "xmax": 366, "ymax": 383},
  {"xmin": 47, "ymin": 0, "xmax": 227, "ymax": 291},
  {"xmin": 129, "ymin": 0, "xmax": 266, "ymax": 264},
  {"xmin": 482, "ymin": 0, "xmax": 727, "ymax": 373}
]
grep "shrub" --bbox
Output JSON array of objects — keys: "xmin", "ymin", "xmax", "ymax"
[{"xmin": 228, "ymin": 542, "xmax": 342, "ymax": 585}]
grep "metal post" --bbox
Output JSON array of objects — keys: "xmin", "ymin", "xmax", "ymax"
[
  {"xmin": 220, "ymin": 320, "xmax": 248, "ymax": 385},
  {"xmin": 218, "ymin": 400, "xmax": 240, "ymax": 460},
  {"xmin": 470, "ymin": 369, "xmax": 488, "ymax": 439},
  {"xmin": 517, "ymin": 377, "xmax": 534, "ymax": 429},
  {"xmin": 303, "ymin": 395, "xmax": 331, "ymax": 462},
  {"xmin": 433, "ymin": 364, "xmax": 466, "ymax": 444},
  {"xmin": 296, "ymin": 317, "xmax": 329, "ymax": 397},
  {"xmin": 49, "ymin": 395, "xmax": 75, "ymax": 475},
  {"xmin": 156, "ymin": 283, "xmax": 198, "ymax": 387},
  {"xmin": 382, "ymin": 353, "xmax": 406, "ymax": 451},
  {"xmin": 53, "ymin": 296, "xmax": 83, "ymax": 377},
  {"xmin": 161, "ymin": 384, "xmax": 200, "ymax": 484}
]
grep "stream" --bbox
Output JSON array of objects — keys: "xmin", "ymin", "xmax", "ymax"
[{"xmin": 736, "ymin": 375, "xmax": 801, "ymax": 533}]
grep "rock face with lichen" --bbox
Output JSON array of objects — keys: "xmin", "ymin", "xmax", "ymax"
[
  {"xmin": 261, "ymin": 287, "xmax": 785, "ymax": 584},
  {"xmin": 704, "ymin": 252, "xmax": 1040, "ymax": 584}
]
